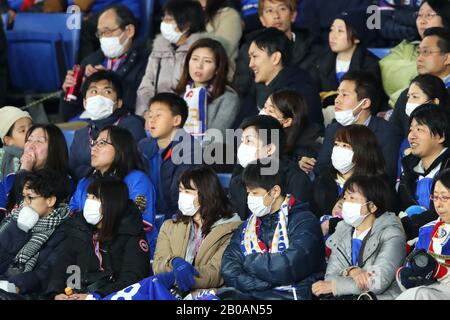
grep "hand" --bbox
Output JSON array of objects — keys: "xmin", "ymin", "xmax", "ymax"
[
  {"xmin": 54, "ymin": 293, "xmax": 70, "ymax": 300},
  {"xmin": 321, "ymin": 219, "xmax": 330, "ymax": 236},
  {"xmin": 312, "ymin": 280, "xmax": 333, "ymax": 296},
  {"xmin": 155, "ymin": 272, "xmax": 175, "ymax": 289},
  {"xmin": 349, "ymin": 268, "xmax": 371, "ymax": 291},
  {"xmin": 62, "ymin": 70, "xmax": 76, "ymax": 92},
  {"xmin": 20, "ymin": 152, "xmax": 36, "ymax": 171},
  {"xmin": 67, "ymin": 293, "xmax": 89, "ymax": 300},
  {"xmin": 298, "ymin": 157, "xmax": 316, "ymax": 174},
  {"xmin": 85, "ymin": 64, "xmax": 105, "ymax": 77},
  {"xmin": 171, "ymin": 257, "xmax": 200, "ymax": 292},
  {"xmin": 7, "ymin": 9, "xmax": 16, "ymax": 25}
]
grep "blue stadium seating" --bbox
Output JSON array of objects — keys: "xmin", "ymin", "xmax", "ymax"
[
  {"xmin": 218, "ymin": 173, "xmax": 232, "ymax": 189},
  {"xmin": 139, "ymin": 0, "xmax": 155, "ymax": 39},
  {"xmin": 62, "ymin": 129, "xmax": 76, "ymax": 148},
  {"xmin": 368, "ymin": 48, "xmax": 391, "ymax": 59}
]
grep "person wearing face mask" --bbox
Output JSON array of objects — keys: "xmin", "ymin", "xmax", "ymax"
[
  {"xmin": 312, "ymin": 125, "xmax": 390, "ymax": 238},
  {"xmin": 59, "ymin": 5, "xmax": 149, "ymax": 121},
  {"xmin": 0, "ymin": 170, "xmax": 71, "ymax": 300},
  {"xmin": 230, "ymin": 115, "xmax": 312, "ymax": 220},
  {"xmin": 47, "ymin": 177, "xmax": 150, "ymax": 301},
  {"xmin": 220, "ymin": 161, "xmax": 325, "ymax": 300},
  {"xmin": 302, "ymin": 71, "xmax": 402, "ymax": 180},
  {"xmin": 312, "ymin": 175, "xmax": 406, "ymax": 300},
  {"xmin": 152, "ymin": 167, "xmax": 241, "ymax": 298},
  {"xmin": 135, "ymin": 0, "xmax": 209, "ymax": 116},
  {"xmin": 69, "ymin": 70, "xmax": 145, "ymax": 180}
]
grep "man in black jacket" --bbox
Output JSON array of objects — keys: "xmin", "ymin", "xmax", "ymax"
[
  {"xmin": 59, "ymin": 4, "xmax": 149, "ymax": 121},
  {"xmin": 230, "ymin": 115, "xmax": 312, "ymax": 220}
]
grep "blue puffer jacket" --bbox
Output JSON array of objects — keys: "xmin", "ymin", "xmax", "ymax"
[
  {"xmin": 69, "ymin": 108, "xmax": 146, "ymax": 180},
  {"xmin": 138, "ymin": 129, "xmax": 202, "ymax": 220},
  {"xmin": 69, "ymin": 170, "xmax": 158, "ymax": 256},
  {"xmin": 0, "ymin": 206, "xmax": 70, "ymax": 296},
  {"xmin": 221, "ymin": 200, "xmax": 326, "ymax": 300}
]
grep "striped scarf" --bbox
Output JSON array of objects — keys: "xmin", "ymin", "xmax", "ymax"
[
  {"xmin": 240, "ymin": 195, "xmax": 291, "ymax": 256},
  {"xmin": 0, "ymin": 202, "xmax": 71, "ymax": 272}
]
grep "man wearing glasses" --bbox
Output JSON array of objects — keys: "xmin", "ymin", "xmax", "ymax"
[{"xmin": 59, "ymin": 4, "xmax": 149, "ymax": 121}]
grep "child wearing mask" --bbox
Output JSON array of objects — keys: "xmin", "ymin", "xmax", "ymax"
[{"xmin": 0, "ymin": 107, "xmax": 32, "ymax": 180}]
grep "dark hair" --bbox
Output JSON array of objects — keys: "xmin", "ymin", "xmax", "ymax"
[
  {"xmin": 101, "ymin": 4, "xmax": 139, "ymax": 37},
  {"xmin": 422, "ymin": 0, "xmax": 450, "ymax": 28},
  {"xmin": 203, "ymin": 0, "xmax": 231, "ymax": 24},
  {"xmin": 258, "ymin": 0, "xmax": 297, "ymax": 17},
  {"xmin": 81, "ymin": 70, "xmax": 124, "ymax": 101},
  {"xmin": 87, "ymin": 177, "xmax": 130, "ymax": 243},
  {"xmin": 410, "ymin": 104, "xmax": 450, "ymax": 148},
  {"xmin": 241, "ymin": 115, "xmax": 287, "ymax": 158},
  {"xmin": 25, "ymin": 124, "xmax": 71, "ymax": 176},
  {"xmin": 269, "ymin": 89, "xmax": 309, "ymax": 155},
  {"xmin": 176, "ymin": 166, "xmax": 234, "ymax": 235},
  {"xmin": 251, "ymin": 27, "xmax": 293, "ymax": 67},
  {"xmin": 423, "ymin": 27, "xmax": 450, "ymax": 53},
  {"xmin": 149, "ymin": 92, "xmax": 189, "ymax": 127},
  {"xmin": 343, "ymin": 175, "xmax": 396, "ymax": 218},
  {"xmin": 341, "ymin": 70, "xmax": 387, "ymax": 114},
  {"xmin": 430, "ymin": 168, "xmax": 450, "ymax": 214},
  {"xmin": 23, "ymin": 169, "xmax": 71, "ymax": 207},
  {"xmin": 334, "ymin": 125, "xmax": 386, "ymax": 177},
  {"xmin": 410, "ymin": 74, "xmax": 449, "ymax": 108},
  {"xmin": 92, "ymin": 126, "xmax": 146, "ymax": 179},
  {"xmin": 242, "ymin": 160, "xmax": 286, "ymax": 195},
  {"xmin": 175, "ymin": 38, "xmax": 230, "ymax": 100},
  {"xmin": 164, "ymin": 0, "xmax": 206, "ymax": 36}
]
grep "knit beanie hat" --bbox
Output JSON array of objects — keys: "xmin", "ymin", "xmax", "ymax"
[
  {"xmin": 0, "ymin": 106, "xmax": 32, "ymax": 143},
  {"xmin": 426, "ymin": 0, "xmax": 450, "ymax": 28}
]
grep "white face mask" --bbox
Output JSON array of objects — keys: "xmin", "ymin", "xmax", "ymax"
[
  {"xmin": 100, "ymin": 32, "xmax": 129, "ymax": 58},
  {"xmin": 82, "ymin": 95, "xmax": 115, "ymax": 120},
  {"xmin": 160, "ymin": 21, "xmax": 183, "ymax": 44},
  {"xmin": 83, "ymin": 199, "xmax": 102, "ymax": 225},
  {"xmin": 331, "ymin": 146, "xmax": 355, "ymax": 174},
  {"xmin": 335, "ymin": 98, "xmax": 367, "ymax": 126},
  {"xmin": 178, "ymin": 192, "xmax": 199, "ymax": 216},
  {"xmin": 237, "ymin": 143, "xmax": 258, "ymax": 168},
  {"xmin": 247, "ymin": 190, "xmax": 276, "ymax": 218},
  {"xmin": 342, "ymin": 201, "xmax": 370, "ymax": 228},
  {"xmin": 405, "ymin": 102, "xmax": 421, "ymax": 117}
]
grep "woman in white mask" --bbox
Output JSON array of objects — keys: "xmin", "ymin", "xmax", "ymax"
[
  {"xmin": 312, "ymin": 125, "xmax": 389, "ymax": 237},
  {"xmin": 390, "ymin": 74, "xmax": 448, "ymax": 140},
  {"xmin": 153, "ymin": 166, "xmax": 241, "ymax": 298},
  {"xmin": 70, "ymin": 70, "xmax": 146, "ymax": 180},
  {"xmin": 135, "ymin": 0, "xmax": 208, "ymax": 116},
  {"xmin": 312, "ymin": 175, "xmax": 406, "ymax": 300},
  {"xmin": 49, "ymin": 178, "xmax": 150, "ymax": 301}
]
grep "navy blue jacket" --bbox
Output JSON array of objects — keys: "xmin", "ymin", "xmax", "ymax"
[
  {"xmin": 138, "ymin": 129, "xmax": 202, "ymax": 220},
  {"xmin": 69, "ymin": 108, "xmax": 146, "ymax": 180},
  {"xmin": 0, "ymin": 212, "xmax": 68, "ymax": 295},
  {"xmin": 315, "ymin": 116, "xmax": 403, "ymax": 180},
  {"xmin": 221, "ymin": 201, "xmax": 326, "ymax": 300}
]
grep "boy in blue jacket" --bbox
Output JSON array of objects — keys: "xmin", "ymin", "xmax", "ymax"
[{"xmin": 139, "ymin": 93, "xmax": 202, "ymax": 221}]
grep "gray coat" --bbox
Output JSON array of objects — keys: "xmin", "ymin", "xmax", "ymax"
[{"xmin": 325, "ymin": 212, "xmax": 406, "ymax": 300}]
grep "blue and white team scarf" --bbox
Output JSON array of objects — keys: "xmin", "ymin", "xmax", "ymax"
[{"xmin": 183, "ymin": 83, "xmax": 208, "ymax": 140}]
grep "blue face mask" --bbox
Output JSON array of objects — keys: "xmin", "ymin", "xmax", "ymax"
[{"xmin": 415, "ymin": 177, "xmax": 433, "ymax": 209}]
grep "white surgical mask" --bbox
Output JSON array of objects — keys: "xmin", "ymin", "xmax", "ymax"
[
  {"xmin": 160, "ymin": 22, "xmax": 183, "ymax": 44},
  {"xmin": 342, "ymin": 201, "xmax": 370, "ymax": 228},
  {"xmin": 178, "ymin": 192, "xmax": 199, "ymax": 216},
  {"xmin": 81, "ymin": 95, "xmax": 115, "ymax": 120},
  {"xmin": 331, "ymin": 146, "xmax": 355, "ymax": 174},
  {"xmin": 247, "ymin": 191, "xmax": 275, "ymax": 218},
  {"xmin": 83, "ymin": 199, "xmax": 102, "ymax": 225},
  {"xmin": 405, "ymin": 102, "xmax": 421, "ymax": 117},
  {"xmin": 237, "ymin": 143, "xmax": 258, "ymax": 168},
  {"xmin": 100, "ymin": 32, "xmax": 129, "ymax": 58},
  {"xmin": 335, "ymin": 98, "xmax": 367, "ymax": 126}
]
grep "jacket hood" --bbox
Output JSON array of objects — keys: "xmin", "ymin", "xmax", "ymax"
[
  {"xmin": 211, "ymin": 213, "xmax": 241, "ymax": 228},
  {"xmin": 402, "ymin": 148, "xmax": 450, "ymax": 177},
  {"xmin": 152, "ymin": 32, "xmax": 209, "ymax": 52}
]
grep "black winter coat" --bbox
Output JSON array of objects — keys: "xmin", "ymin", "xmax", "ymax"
[
  {"xmin": 221, "ymin": 201, "xmax": 326, "ymax": 300},
  {"xmin": 46, "ymin": 201, "xmax": 150, "ymax": 298},
  {"xmin": 59, "ymin": 39, "xmax": 149, "ymax": 121}
]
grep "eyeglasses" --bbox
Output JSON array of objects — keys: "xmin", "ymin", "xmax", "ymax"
[
  {"xmin": 90, "ymin": 139, "xmax": 114, "ymax": 149},
  {"xmin": 430, "ymin": 194, "xmax": 450, "ymax": 202},
  {"xmin": 415, "ymin": 12, "xmax": 439, "ymax": 21},
  {"xmin": 22, "ymin": 194, "xmax": 43, "ymax": 203},
  {"xmin": 95, "ymin": 26, "xmax": 121, "ymax": 38},
  {"xmin": 416, "ymin": 47, "xmax": 443, "ymax": 57}
]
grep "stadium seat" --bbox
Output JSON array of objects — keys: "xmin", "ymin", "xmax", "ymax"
[
  {"xmin": 368, "ymin": 48, "xmax": 391, "ymax": 59},
  {"xmin": 62, "ymin": 129, "xmax": 76, "ymax": 148},
  {"xmin": 155, "ymin": 214, "xmax": 165, "ymax": 231},
  {"xmin": 217, "ymin": 173, "xmax": 232, "ymax": 189},
  {"xmin": 139, "ymin": 0, "xmax": 155, "ymax": 39}
]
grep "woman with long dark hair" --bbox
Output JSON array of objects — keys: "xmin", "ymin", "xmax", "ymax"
[
  {"xmin": 48, "ymin": 177, "xmax": 150, "ymax": 300},
  {"xmin": 153, "ymin": 166, "xmax": 241, "ymax": 297}
]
